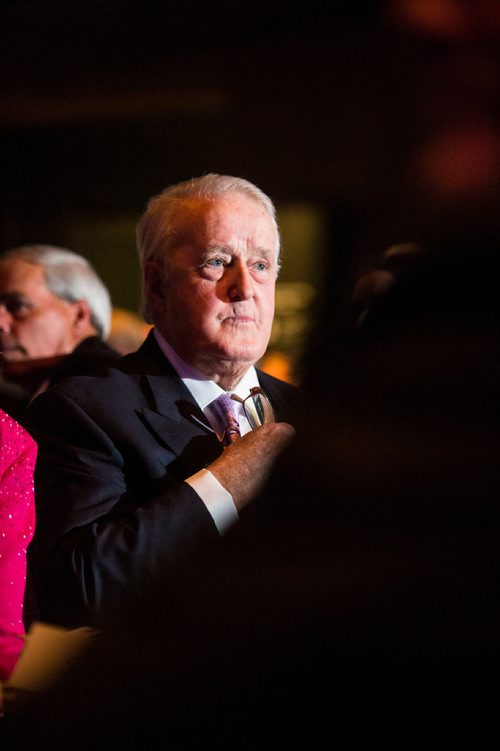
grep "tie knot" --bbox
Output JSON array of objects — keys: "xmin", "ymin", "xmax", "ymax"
[{"xmin": 211, "ymin": 392, "xmax": 240, "ymax": 446}]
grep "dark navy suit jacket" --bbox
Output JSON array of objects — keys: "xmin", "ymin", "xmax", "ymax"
[{"xmin": 25, "ymin": 329, "xmax": 299, "ymax": 628}]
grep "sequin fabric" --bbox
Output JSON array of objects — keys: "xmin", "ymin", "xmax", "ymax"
[{"xmin": 0, "ymin": 409, "xmax": 37, "ymax": 681}]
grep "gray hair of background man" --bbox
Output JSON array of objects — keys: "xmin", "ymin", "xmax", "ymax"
[
  {"xmin": 136, "ymin": 173, "xmax": 282, "ymax": 323},
  {"xmin": 1, "ymin": 244, "xmax": 112, "ymax": 339}
]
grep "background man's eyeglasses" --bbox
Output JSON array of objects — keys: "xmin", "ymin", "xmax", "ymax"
[{"xmin": 231, "ymin": 387, "xmax": 275, "ymax": 429}]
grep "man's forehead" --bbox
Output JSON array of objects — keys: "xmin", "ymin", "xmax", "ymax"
[
  {"xmin": 173, "ymin": 194, "xmax": 271, "ymax": 224},
  {"xmin": 171, "ymin": 195, "xmax": 278, "ymax": 250},
  {"xmin": 0, "ymin": 257, "xmax": 42, "ymax": 275},
  {"xmin": 0, "ymin": 259, "xmax": 47, "ymax": 291}
]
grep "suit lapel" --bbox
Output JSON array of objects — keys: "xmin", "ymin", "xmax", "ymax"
[
  {"xmin": 141, "ymin": 373, "xmax": 213, "ymax": 447},
  {"xmin": 134, "ymin": 337, "xmax": 222, "ymax": 468}
]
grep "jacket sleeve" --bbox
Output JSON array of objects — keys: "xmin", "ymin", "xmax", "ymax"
[{"xmin": 26, "ymin": 388, "xmax": 220, "ymax": 629}]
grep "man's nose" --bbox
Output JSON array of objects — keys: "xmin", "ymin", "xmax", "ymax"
[
  {"xmin": 0, "ymin": 306, "xmax": 12, "ymax": 334},
  {"xmin": 227, "ymin": 263, "xmax": 254, "ymax": 302}
]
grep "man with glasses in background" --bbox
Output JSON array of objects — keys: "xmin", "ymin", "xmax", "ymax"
[
  {"xmin": 25, "ymin": 174, "xmax": 298, "ymax": 629},
  {"xmin": 0, "ymin": 244, "xmax": 120, "ymax": 424}
]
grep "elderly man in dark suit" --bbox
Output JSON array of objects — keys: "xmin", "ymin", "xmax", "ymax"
[{"xmin": 25, "ymin": 174, "xmax": 297, "ymax": 628}]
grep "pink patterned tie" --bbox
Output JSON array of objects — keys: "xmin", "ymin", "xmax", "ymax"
[{"xmin": 211, "ymin": 392, "xmax": 241, "ymax": 447}]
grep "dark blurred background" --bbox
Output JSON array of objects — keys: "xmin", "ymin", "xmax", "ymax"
[{"xmin": 2, "ymin": 0, "xmax": 500, "ymax": 376}]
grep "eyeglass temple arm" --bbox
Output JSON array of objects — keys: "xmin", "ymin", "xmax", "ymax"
[
  {"xmin": 230, "ymin": 387, "xmax": 265, "ymax": 405},
  {"xmin": 230, "ymin": 394, "xmax": 245, "ymax": 404}
]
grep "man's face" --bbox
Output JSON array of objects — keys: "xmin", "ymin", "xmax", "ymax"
[
  {"xmin": 0, "ymin": 258, "xmax": 80, "ymax": 361},
  {"xmin": 147, "ymin": 194, "xmax": 279, "ymax": 380}
]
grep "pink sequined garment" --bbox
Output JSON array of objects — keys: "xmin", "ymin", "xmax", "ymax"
[{"xmin": 0, "ymin": 409, "xmax": 37, "ymax": 681}]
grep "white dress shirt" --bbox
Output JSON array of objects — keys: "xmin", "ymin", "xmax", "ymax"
[{"xmin": 154, "ymin": 329, "xmax": 260, "ymax": 534}]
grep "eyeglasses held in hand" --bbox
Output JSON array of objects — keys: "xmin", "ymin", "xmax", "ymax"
[{"xmin": 231, "ymin": 387, "xmax": 275, "ymax": 430}]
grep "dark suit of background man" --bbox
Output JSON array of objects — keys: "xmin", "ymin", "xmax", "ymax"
[{"xmin": 25, "ymin": 173, "xmax": 297, "ymax": 629}]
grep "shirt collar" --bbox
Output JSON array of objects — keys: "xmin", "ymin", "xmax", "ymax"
[{"xmin": 153, "ymin": 328, "xmax": 260, "ymax": 412}]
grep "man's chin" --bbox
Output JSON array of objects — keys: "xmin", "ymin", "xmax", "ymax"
[
  {"xmin": 1, "ymin": 352, "xmax": 26, "ymax": 362},
  {"xmin": 217, "ymin": 343, "xmax": 266, "ymax": 364}
]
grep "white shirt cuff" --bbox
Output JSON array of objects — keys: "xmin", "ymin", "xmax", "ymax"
[{"xmin": 186, "ymin": 468, "xmax": 239, "ymax": 535}]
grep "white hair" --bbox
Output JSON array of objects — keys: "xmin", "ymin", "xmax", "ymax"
[
  {"xmin": 136, "ymin": 173, "xmax": 281, "ymax": 322},
  {"xmin": 1, "ymin": 244, "xmax": 112, "ymax": 339}
]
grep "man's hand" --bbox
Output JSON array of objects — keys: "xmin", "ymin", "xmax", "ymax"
[{"xmin": 208, "ymin": 422, "xmax": 295, "ymax": 512}]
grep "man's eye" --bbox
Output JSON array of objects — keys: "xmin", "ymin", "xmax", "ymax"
[
  {"xmin": 1, "ymin": 299, "xmax": 29, "ymax": 315},
  {"xmin": 13, "ymin": 301, "xmax": 30, "ymax": 313},
  {"xmin": 206, "ymin": 258, "xmax": 225, "ymax": 267},
  {"xmin": 254, "ymin": 261, "xmax": 269, "ymax": 271}
]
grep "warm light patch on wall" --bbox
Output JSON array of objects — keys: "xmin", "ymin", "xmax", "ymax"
[{"xmin": 259, "ymin": 203, "xmax": 327, "ymax": 384}]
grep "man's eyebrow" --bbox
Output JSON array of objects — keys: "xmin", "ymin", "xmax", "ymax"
[
  {"xmin": 198, "ymin": 245, "xmax": 232, "ymax": 260},
  {"xmin": 203, "ymin": 245, "xmax": 276, "ymax": 257},
  {"xmin": 254, "ymin": 247, "xmax": 275, "ymax": 258},
  {"xmin": 0, "ymin": 292, "xmax": 22, "ymax": 301},
  {"xmin": 0, "ymin": 292, "xmax": 32, "ymax": 308}
]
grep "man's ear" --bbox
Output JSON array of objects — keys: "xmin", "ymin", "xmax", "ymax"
[
  {"xmin": 144, "ymin": 260, "xmax": 166, "ymax": 309},
  {"xmin": 72, "ymin": 299, "xmax": 94, "ymax": 335}
]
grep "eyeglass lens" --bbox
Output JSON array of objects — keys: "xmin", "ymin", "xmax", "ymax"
[{"xmin": 244, "ymin": 392, "xmax": 275, "ymax": 429}]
